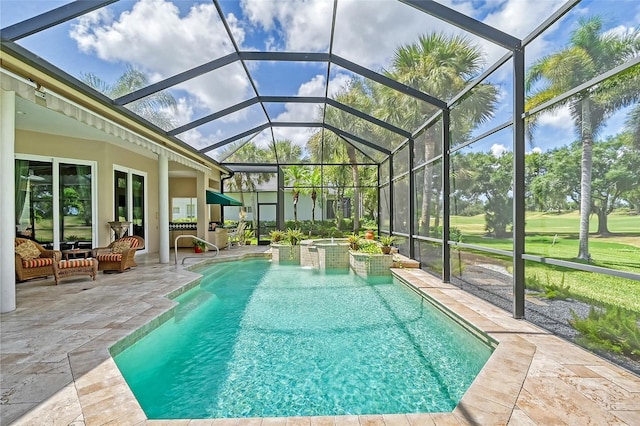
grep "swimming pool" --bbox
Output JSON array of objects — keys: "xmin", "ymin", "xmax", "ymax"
[{"xmin": 113, "ymin": 259, "xmax": 493, "ymax": 419}]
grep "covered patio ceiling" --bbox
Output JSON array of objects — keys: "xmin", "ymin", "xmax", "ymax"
[{"xmin": 1, "ymin": 0, "xmax": 578, "ymax": 172}]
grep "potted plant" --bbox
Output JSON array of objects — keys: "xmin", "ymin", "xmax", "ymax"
[
  {"xmin": 243, "ymin": 229, "xmax": 254, "ymax": 245},
  {"xmin": 347, "ymin": 233, "xmax": 361, "ymax": 250},
  {"xmin": 269, "ymin": 229, "xmax": 285, "ymax": 244},
  {"xmin": 193, "ymin": 239, "xmax": 207, "ymax": 253},
  {"xmin": 364, "ymin": 229, "xmax": 375, "ymax": 240},
  {"xmin": 379, "ymin": 235, "xmax": 396, "ymax": 254},
  {"xmin": 285, "ymin": 228, "xmax": 304, "ymax": 246}
]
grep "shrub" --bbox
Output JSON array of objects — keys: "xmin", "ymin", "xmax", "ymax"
[
  {"xmin": 526, "ymin": 272, "xmax": 571, "ymax": 300},
  {"xmin": 269, "ymin": 230, "xmax": 285, "ymax": 243},
  {"xmin": 570, "ymin": 306, "xmax": 640, "ymax": 358},
  {"xmin": 357, "ymin": 239, "xmax": 381, "ymax": 254},
  {"xmin": 285, "ymin": 228, "xmax": 304, "ymax": 245}
]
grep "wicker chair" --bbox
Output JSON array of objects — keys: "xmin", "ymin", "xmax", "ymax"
[
  {"xmin": 92, "ymin": 235, "xmax": 144, "ymax": 273},
  {"xmin": 15, "ymin": 238, "xmax": 62, "ymax": 282}
]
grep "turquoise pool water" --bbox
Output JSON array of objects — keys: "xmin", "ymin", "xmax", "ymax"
[{"xmin": 113, "ymin": 259, "xmax": 493, "ymax": 419}]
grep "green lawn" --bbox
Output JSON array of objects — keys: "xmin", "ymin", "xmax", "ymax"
[{"xmin": 451, "ymin": 210, "xmax": 640, "ymax": 312}]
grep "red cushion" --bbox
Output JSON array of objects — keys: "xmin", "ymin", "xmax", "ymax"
[
  {"xmin": 22, "ymin": 258, "xmax": 53, "ymax": 268},
  {"xmin": 96, "ymin": 253, "xmax": 122, "ymax": 262},
  {"xmin": 59, "ymin": 259, "xmax": 96, "ymax": 269}
]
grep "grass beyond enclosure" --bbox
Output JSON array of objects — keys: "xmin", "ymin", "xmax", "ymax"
[{"xmin": 451, "ymin": 210, "xmax": 640, "ymax": 313}]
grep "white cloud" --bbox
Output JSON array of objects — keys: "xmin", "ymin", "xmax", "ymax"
[
  {"xmin": 70, "ymin": 0, "xmax": 251, "ymax": 113},
  {"xmin": 240, "ymin": 0, "xmax": 334, "ymax": 52},
  {"xmin": 490, "ymin": 143, "xmax": 508, "ymax": 157},
  {"xmin": 537, "ymin": 104, "xmax": 574, "ymax": 132},
  {"xmin": 268, "ymin": 73, "xmax": 351, "ymax": 146}
]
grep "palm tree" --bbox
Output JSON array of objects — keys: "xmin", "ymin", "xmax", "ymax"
[
  {"xmin": 321, "ymin": 80, "xmax": 374, "ymax": 232},
  {"xmin": 224, "ymin": 142, "xmax": 272, "ymax": 223},
  {"xmin": 526, "ymin": 16, "xmax": 640, "ymax": 260},
  {"xmin": 81, "ymin": 65, "xmax": 177, "ymax": 130},
  {"xmin": 283, "ymin": 165, "xmax": 310, "ymax": 223},
  {"xmin": 379, "ymin": 33, "xmax": 498, "ymax": 236}
]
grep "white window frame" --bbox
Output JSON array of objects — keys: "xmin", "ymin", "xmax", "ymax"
[
  {"xmin": 113, "ymin": 165, "xmax": 148, "ymax": 254},
  {"xmin": 15, "ymin": 154, "xmax": 98, "ymax": 250}
]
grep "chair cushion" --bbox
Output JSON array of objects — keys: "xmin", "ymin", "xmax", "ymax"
[
  {"xmin": 111, "ymin": 241, "xmax": 131, "ymax": 254},
  {"xmin": 22, "ymin": 257, "xmax": 53, "ymax": 268},
  {"xmin": 58, "ymin": 259, "xmax": 96, "ymax": 269},
  {"xmin": 15, "ymin": 240, "xmax": 41, "ymax": 260},
  {"xmin": 96, "ymin": 253, "xmax": 123, "ymax": 262},
  {"xmin": 119, "ymin": 236, "xmax": 140, "ymax": 249}
]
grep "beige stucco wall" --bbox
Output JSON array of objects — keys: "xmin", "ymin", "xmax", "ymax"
[{"xmin": 16, "ymin": 129, "xmax": 160, "ymax": 252}]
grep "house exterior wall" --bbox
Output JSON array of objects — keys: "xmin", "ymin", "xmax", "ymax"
[{"xmin": 16, "ymin": 129, "xmax": 159, "ymax": 252}]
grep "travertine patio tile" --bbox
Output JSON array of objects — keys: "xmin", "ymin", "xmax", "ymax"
[
  {"xmin": 212, "ymin": 418, "xmax": 240, "ymax": 425},
  {"xmin": 9, "ymin": 383, "xmax": 82, "ymax": 426},
  {"xmin": 333, "ymin": 415, "xmax": 359, "ymax": 426},
  {"xmin": 381, "ymin": 414, "xmax": 410, "ymax": 426},
  {"xmin": 507, "ymin": 408, "xmax": 536, "ymax": 425},
  {"xmin": 287, "ymin": 416, "xmax": 311, "ymax": 425},
  {"xmin": 564, "ymin": 376, "xmax": 640, "ymax": 411},
  {"xmin": 358, "ymin": 414, "xmax": 385, "ymax": 425},
  {"xmin": 588, "ymin": 365, "xmax": 640, "ymax": 393},
  {"xmin": 188, "ymin": 420, "xmax": 216, "ymax": 426},
  {"xmin": 454, "ymin": 392, "xmax": 513, "ymax": 425},
  {"xmin": 420, "ymin": 413, "xmax": 457, "ymax": 425},
  {"xmin": 237, "ymin": 418, "xmax": 263, "ymax": 426},
  {"xmin": 521, "ymin": 376, "xmax": 624, "ymax": 424},
  {"xmin": 3, "ymin": 249, "xmax": 640, "ymax": 426},
  {"xmin": 309, "ymin": 416, "xmax": 335, "ymax": 425}
]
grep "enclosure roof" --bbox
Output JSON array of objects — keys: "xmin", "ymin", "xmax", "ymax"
[{"xmin": 1, "ymin": 0, "xmax": 581, "ymax": 169}]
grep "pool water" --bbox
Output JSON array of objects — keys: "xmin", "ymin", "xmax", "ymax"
[{"xmin": 113, "ymin": 259, "xmax": 493, "ymax": 419}]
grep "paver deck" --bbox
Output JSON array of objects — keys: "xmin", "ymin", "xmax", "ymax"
[{"xmin": 2, "ymin": 246, "xmax": 639, "ymax": 425}]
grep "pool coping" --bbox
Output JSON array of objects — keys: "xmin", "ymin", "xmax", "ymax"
[
  {"xmin": 105, "ymin": 258, "xmax": 524, "ymax": 424},
  {"xmin": 8, "ymin": 250, "xmax": 639, "ymax": 425}
]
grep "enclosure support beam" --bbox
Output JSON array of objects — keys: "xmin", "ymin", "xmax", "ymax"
[
  {"xmin": 408, "ymin": 138, "xmax": 416, "ymax": 259},
  {"xmin": 442, "ymin": 110, "xmax": 451, "ymax": 283},
  {"xmin": 277, "ymin": 167, "xmax": 285, "ymax": 231},
  {"xmin": 513, "ymin": 48, "xmax": 526, "ymax": 319}
]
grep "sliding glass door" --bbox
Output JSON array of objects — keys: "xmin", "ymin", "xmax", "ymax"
[
  {"xmin": 113, "ymin": 166, "xmax": 146, "ymax": 249},
  {"xmin": 15, "ymin": 156, "xmax": 95, "ymax": 250}
]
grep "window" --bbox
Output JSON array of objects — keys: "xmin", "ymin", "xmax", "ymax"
[
  {"xmin": 113, "ymin": 167, "xmax": 146, "ymax": 245},
  {"xmin": 15, "ymin": 156, "xmax": 95, "ymax": 249},
  {"xmin": 172, "ymin": 197, "xmax": 197, "ymax": 222}
]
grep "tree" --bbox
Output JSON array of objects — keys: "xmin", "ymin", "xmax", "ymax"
[
  {"xmin": 526, "ymin": 16, "xmax": 640, "ymax": 260},
  {"xmin": 223, "ymin": 142, "xmax": 272, "ymax": 223},
  {"xmin": 454, "ymin": 151, "xmax": 514, "ymax": 238},
  {"xmin": 82, "ymin": 65, "xmax": 177, "ymax": 130},
  {"xmin": 590, "ymin": 133, "xmax": 640, "ymax": 234},
  {"xmin": 283, "ymin": 165, "xmax": 310, "ymax": 224},
  {"xmin": 379, "ymin": 33, "xmax": 498, "ymax": 236}
]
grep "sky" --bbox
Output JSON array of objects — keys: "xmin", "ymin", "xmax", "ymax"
[{"xmin": 1, "ymin": 0, "xmax": 639, "ymax": 161}]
